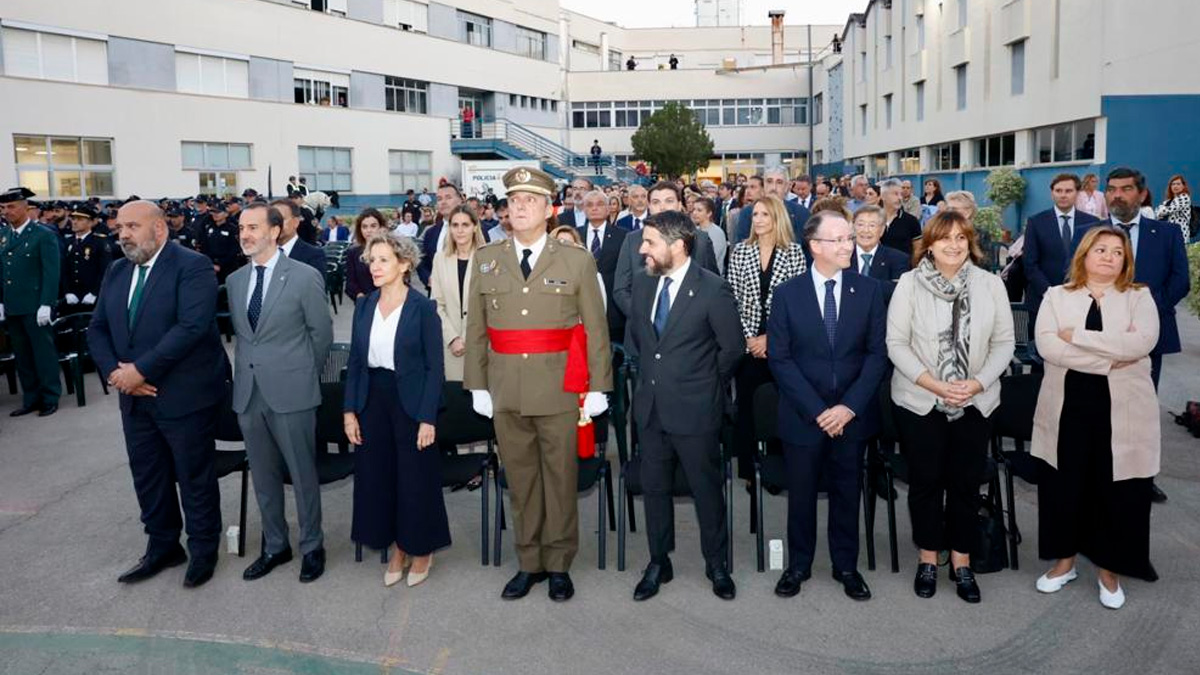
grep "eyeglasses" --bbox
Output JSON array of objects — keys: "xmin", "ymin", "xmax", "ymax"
[{"xmin": 810, "ymin": 236, "xmax": 856, "ymax": 246}]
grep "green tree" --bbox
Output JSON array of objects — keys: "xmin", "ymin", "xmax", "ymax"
[{"xmin": 630, "ymin": 102, "xmax": 714, "ymax": 178}]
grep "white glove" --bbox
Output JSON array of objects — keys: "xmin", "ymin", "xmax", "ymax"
[
  {"xmin": 36, "ymin": 305, "xmax": 51, "ymax": 326},
  {"xmin": 65, "ymin": 293, "xmax": 80, "ymax": 305},
  {"xmin": 583, "ymin": 391, "xmax": 608, "ymax": 418},
  {"xmin": 0, "ymin": 304, "xmax": 5, "ymax": 322},
  {"xmin": 471, "ymin": 390, "xmax": 494, "ymax": 419},
  {"xmin": 82, "ymin": 293, "xmax": 96, "ymax": 305}
]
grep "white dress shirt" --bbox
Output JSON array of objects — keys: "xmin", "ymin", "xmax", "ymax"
[
  {"xmin": 571, "ymin": 210, "xmax": 587, "ymax": 228},
  {"xmin": 127, "ymin": 242, "xmax": 166, "ymax": 307},
  {"xmin": 245, "ymin": 249, "xmax": 281, "ymax": 309},
  {"xmin": 367, "ymin": 302, "xmax": 403, "ymax": 370},
  {"xmin": 586, "ymin": 222, "xmax": 607, "ymax": 252},
  {"xmin": 855, "ymin": 244, "xmax": 879, "ymax": 275},
  {"xmin": 12, "ymin": 219, "xmax": 31, "ymax": 237},
  {"xmin": 514, "ymin": 233, "xmax": 548, "ymax": 271},
  {"xmin": 1054, "ymin": 206, "xmax": 1079, "ymax": 239},
  {"xmin": 279, "ymin": 235, "xmax": 298, "ymax": 258},
  {"xmin": 650, "ymin": 257, "xmax": 691, "ymax": 324},
  {"xmin": 811, "ymin": 266, "xmax": 843, "ymax": 319},
  {"xmin": 625, "ymin": 211, "xmax": 647, "ymax": 231},
  {"xmin": 1111, "ymin": 213, "xmax": 1142, "ymax": 259}
]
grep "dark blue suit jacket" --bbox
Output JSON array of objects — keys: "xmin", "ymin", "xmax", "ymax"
[
  {"xmin": 767, "ymin": 271, "xmax": 888, "ymax": 445},
  {"xmin": 736, "ymin": 199, "xmax": 810, "ymax": 243},
  {"xmin": 849, "ymin": 246, "xmax": 909, "ymax": 305},
  {"xmin": 87, "ymin": 241, "xmax": 228, "ymax": 417},
  {"xmin": 615, "ymin": 213, "xmax": 647, "ymax": 231},
  {"xmin": 289, "ymin": 238, "xmax": 327, "ymax": 282},
  {"xmin": 343, "ymin": 289, "xmax": 444, "ymax": 424},
  {"xmin": 1023, "ymin": 209, "xmax": 1099, "ymax": 313},
  {"xmin": 1114, "ymin": 217, "xmax": 1189, "ymax": 355},
  {"xmin": 416, "ymin": 223, "xmax": 442, "ymax": 289}
]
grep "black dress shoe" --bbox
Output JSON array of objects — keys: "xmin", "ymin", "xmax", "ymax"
[
  {"xmin": 501, "ymin": 571, "xmax": 548, "ymax": 600},
  {"xmin": 299, "ymin": 547, "xmax": 325, "ymax": 583},
  {"xmin": 242, "ymin": 547, "xmax": 293, "ymax": 581},
  {"xmin": 633, "ymin": 559, "xmax": 674, "ymax": 601},
  {"xmin": 913, "ymin": 563, "xmax": 938, "ymax": 599},
  {"xmin": 833, "ymin": 570, "xmax": 871, "ymax": 601},
  {"xmin": 949, "ymin": 566, "xmax": 981, "ymax": 604},
  {"xmin": 774, "ymin": 567, "xmax": 810, "ymax": 598},
  {"xmin": 37, "ymin": 403, "xmax": 58, "ymax": 417},
  {"xmin": 1150, "ymin": 483, "xmax": 1168, "ymax": 504},
  {"xmin": 548, "ymin": 572, "xmax": 575, "ymax": 602},
  {"xmin": 183, "ymin": 553, "xmax": 218, "ymax": 588},
  {"xmin": 706, "ymin": 565, "xmax": 736, "ymax": 600},
  {"xmin": 9, "ymin": 404, "xmax": 39, "ymax": 417},
  {"xmin": 118, "ymin": 545, "xmax": 187, "ymax": 583}
]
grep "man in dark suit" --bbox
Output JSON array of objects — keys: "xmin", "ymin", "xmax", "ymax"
[
  {"xmin": 614, "ymin": 184, "xmax": 649, "ymax": 232},
  {"xmin": 767, "ymin": 211, "xmax": 888, "ymax": 601},
  {"xmin": 1024, "ymin": 173, "xmax": 1100, "ymax": 322},
  {"xmin": 270, "ymin": 199, "xmax": 326, "ymax": 283},
  {"xmin": 612, "ymin": 182, "xmax": 719, "ymax": 318},
  {"xmin": 416, "ymin": 183, "xmax": 462, "ymax": 289},
  {"xmin": 557, "ymin": 177, "xmax": 594, "ymax": 230},
  {"xmin": 790, "ymin": 175, "xmax": 815, "ymax": 211},
  {"xmin": 849, "ymin": 205, "xmax": 909, "ymax": 304},
  {"xmin": 625, "ymin": 210, "xmax": 744, "ymax": 601},
  {"xmin": 576, "ymin": 189, "xmax": 628, "ymax": 344},
  {"xmin": 735, "ymin": 170, "xmax": 811, "ymax": 243},
  {"xmin": 87, "ymin": 201, "xmax": 228, "ymax": 588}
]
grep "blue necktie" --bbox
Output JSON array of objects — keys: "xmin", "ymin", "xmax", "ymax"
[
  {"xmin": 1060, "ymin": 214, "xmax": 1072, "ymax": 252},
  {"xmin": 590, "ymin": 228, "xmax": 602, "ymax": 258},
  {"xmin": 823, "ymin": 279, "xmax": 838, "ymax": 347},
  {"xmin": 654, "ymin": 277, "xmax": 673, "ymax": 337},
  {"xmin": 248, "ymin": 265, "xmax": 266, "ymax": 332}
]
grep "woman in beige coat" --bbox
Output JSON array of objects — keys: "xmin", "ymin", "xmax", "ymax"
[
  {"xmin": 1031, "ymin": 225, "xmax": 1160, "ymax": 610},
  {"xmin": 429, "ymin": 206, "xmax": 486, "ymax": 382}
]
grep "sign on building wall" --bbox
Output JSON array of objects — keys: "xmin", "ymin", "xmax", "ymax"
[{"xmin": 461, "ymin": 160, "xmax": 540, "ymax": 201}]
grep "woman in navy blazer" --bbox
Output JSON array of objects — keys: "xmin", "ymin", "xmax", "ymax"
[{"xmin": 343, "ymin": 232, "xmax": 447, "ymax": 588}]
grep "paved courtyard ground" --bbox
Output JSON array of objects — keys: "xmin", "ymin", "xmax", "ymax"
[{"xmin": 1, "ymin": 304, "xmax": 1198, "ymax": 675}]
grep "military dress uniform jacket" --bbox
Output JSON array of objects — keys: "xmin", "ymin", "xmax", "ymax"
[
  {"xmin": 1, "ymin": 221, "xmax": 61, "ymax": 315},
  {"xmin": 463, "ymin": 237, "xmax": 613, "ymax": 414},
  {"xmin": 62, "ymin": 232, "xmax": 112, "ymax": 299}
]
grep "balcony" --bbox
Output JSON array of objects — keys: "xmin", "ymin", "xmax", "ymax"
[
  {"xmin": 946, "ymin": 26, "xmax": 970, "ymax": 67},
  {"xmin": 1000, "ymin": 0, "xmax": 1031, "ymax": 45}
]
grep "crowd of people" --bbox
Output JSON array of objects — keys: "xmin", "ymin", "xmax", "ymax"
[{"xmin": 0, "ymin": 161, "xmax": 1189, "ymax": 611}]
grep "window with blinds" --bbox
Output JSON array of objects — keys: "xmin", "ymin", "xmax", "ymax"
[
  {"xmin": 2, "ymin": 27, "xmax": 108, "ymax": 85},
  {"xmin": 175, "ymin": 51, "xmax": 249, "ymax": 98}
]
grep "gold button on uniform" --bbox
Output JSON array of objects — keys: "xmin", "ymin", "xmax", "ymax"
[
  {"xmin": 521, "ymin": 309, "xmax": 529, "ymax": 316},
  {"xmin": 522, "ymin": 287, "xmax": 529, "ymax": 294},
  {"xmin": 522, "ymin": 353, "xmax": 529, "ymax": 359}
]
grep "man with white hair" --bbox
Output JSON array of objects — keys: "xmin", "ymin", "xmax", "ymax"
[
  {"xmin": 557, "ymin": 177, "xmax": 594, "ymax": 229},
  {"xmin": 734, "ymin": 166, "xmax": 811, "ymax": 243},
  {"xmin": 846, "ymin": 175, "xmax": 869, "ymax": 213}
]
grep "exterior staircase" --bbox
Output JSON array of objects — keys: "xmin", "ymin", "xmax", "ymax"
[{"xmin": 450, "ymin": 118, "xmax": 642, "ymax": 185}]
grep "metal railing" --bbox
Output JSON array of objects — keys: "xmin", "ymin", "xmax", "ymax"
[{"xmin": 451, "ymin": 118, "xmax": 643, "ymax": 183}]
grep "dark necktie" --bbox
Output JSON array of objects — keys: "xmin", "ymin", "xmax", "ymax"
[
  {"xmin": 860, "ymin": 252, "xmax": 873, "ymax": 275},
  {"xmin": 654, "ymin": 277, "xmax": 673, "ymax": 337},
  {"xmin": 590, "ymin": 228, "xmax": 602, "ymax": 258},
  {"xmin": 1060, "ymin": 214, "xmax": 1072, "ymax": 252},
  {"xmin": 823, "ymin": 279, "xmax": 838, "ymax": 347},
  {"xmin": 633, "ymin": 217, "xmax": 641, "ymax": 230},
  {"xmin": 520, "ymin": 248, "xmax": 532, "ymax": 279},
  {"xmin": 127, "ymin": 265, "xmax": 148, "ymax": 328},
  {"xmin": 248, "ymin": 265, "xmax": 266, "ymax": 331}
]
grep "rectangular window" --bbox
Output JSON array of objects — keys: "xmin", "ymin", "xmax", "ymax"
[
  {"xmin": 2, "ymin": 27, "xmax": 108, "ymax": 85},
  {"xmin": 198, "ymin": 172, "xmax": 238, "ymax": 198},
  {"xmin": 884, "ymin": 36, "xmax": 893, "ymax": 69},
  {"xmin": 915, "ymin": 81, "xmax": 925, "ymax": 121},
  {"xmin": 175, "ymin": 51, "xmax": 249, "ymax": 98},
  {"xmin": 181, "ymin": 142, "xmax": 252, "ymax": 170},
  {"xmin": 813, "ymin": 93, "xmax": 824, "ymax": 124},
  {"xmin": 916, "ymin": 15, "xmax": 925, "ymax": 49},
  {"xmin": 13, "ymin": 134, "xmax": 115, "ymax": 198},
  {"xmin": 860, "ymin": 104, "xmax": 868, "ymax": 136},
  {"xmin": 957, "ymin": 0, "xmax": 967, "ymax": 28},
  {"xmin": 384, "ymin": 76, "xmax": 428, "ymax": 114},
  {"xmin": 900, "ymin": 148, "xmax": 921, "ymax": 173},
  {"xmin": 955, "ymin": 65, "xmax": 967, "ymax": 111},
  {"xmin": 1011, "ymin": 40, "xmax": 1026, "ymax": 96},
  {"xmin": 974, "ymin": 133, "xmax": 1015, "ymax": 167},
  {"xmin": 932, "ymin": 142, "xmax": 961, "ymax": 171},
  {"xmin": 388, "ymin": 150, "xmax": 431, "ymax": 194},
  {"xmin": 382, "ymin": 0, "xmax": 428, "ymax": 32},
  {"xmin": 293, "ymin": 68, "xmax": 349, "ymax": 107},
  {"xmin": 299, "ymin": 146, "xmax": 352, "ymax": 192},
  {"xmin": 1034, "ymin": 119, "xmax": 1096, "ymax": 164},
  {"xmin": 884, "ymin": 95, "xmax": 893, "ymax": 129},
  {"xmin": 608, "ymin": 50, "xmax": 623, "ymax": 71},
  {"xmin": 572, "ymin": 40, "xmax": 599, "ymax": 54},
  {"xmin": 515, "ymin": 26, "xmax": 546, "ymax": 60},
  {"xmin": 457, "ymin": 10, "xmax": 493, "ymax": 48}
]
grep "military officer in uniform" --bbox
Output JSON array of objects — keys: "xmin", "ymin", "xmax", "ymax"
[
  {"xmin": 0, "ymin": 187, "xmax": 63, "ymax": 416},
  {"xmin": 61, "ymin": 204, "xmax": 111, "ymax": 314},
  {"xmin": 464, "ymin": 166, "xmax": 613, "ymax": 602},
  {"xmin": 203, "ymin": 203, "xmax": 245, "ymax": 283}
]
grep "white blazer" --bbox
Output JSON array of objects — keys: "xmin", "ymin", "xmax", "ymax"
[{"xmin": 429, "ymin": 250, "xmax": 473, "ymax": 381}]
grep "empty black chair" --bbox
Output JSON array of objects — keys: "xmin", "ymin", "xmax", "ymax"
[
  {"xmin": 213, "ymin": 388, "xmax": 250, "ymax": 558},
  {"xmin": 1010, "ymin": 304, "xmax": 1038, "ymax": 372},
  {"xmin": 51, "ymin": 314, "xmax": 89, "ymax": 407},
  {"xmin": 988, "ymin": 372, "xmax": 1042, "ymax": 569},
  {"xmin": 864, "ymin": 387, "xmax": 906, "ymax": 573},
  {"xmin": 437, "ymin": 381, "xmax": 498, "ymax": 566},
  {"xmin": 322, "ymin": 342, "xmax": 351, "ymax": 384}
]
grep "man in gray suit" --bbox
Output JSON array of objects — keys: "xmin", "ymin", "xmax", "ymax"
[{"xmin": 229, "ymin": 203, "xmax": 333, "ymax": 583}]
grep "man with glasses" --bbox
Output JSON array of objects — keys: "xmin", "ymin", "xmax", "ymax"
[
  {"xmin": 849, "ymin": 205, "xmax": 909, "ymax": 305},
  {"xmin": 766, "ymin": 211, "xmax": 888, "ymax": 602}
]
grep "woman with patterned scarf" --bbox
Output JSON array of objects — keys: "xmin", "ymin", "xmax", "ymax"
[{"xmin": 885, "ymin": 211, "xmax": 1015, "ymax": 604}]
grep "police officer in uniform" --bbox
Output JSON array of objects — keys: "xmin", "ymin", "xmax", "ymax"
[
  {"xmin": 203, "ymin": 202, "xmax": 245, "ymax": 283},
  {"xmin": 0, "ymin": 187, "xmax": 62, "ymax": 416},
  {"xmin": 464, "ymin": 167, "xmax": 613, "ymax": 602},
  {"xmin": 60, "ymin": 204, "xmax": 111, "ymax": 315},
  {"xmin": 166, "ymin": 205, "xmax": 199, "ymax": 250}
]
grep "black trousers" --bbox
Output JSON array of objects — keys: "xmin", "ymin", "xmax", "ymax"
[
  {"xmin": 894, "ymin": 405, "xmax": 990, "ymax": 554},
  {"xmin": 639, "ymin": 409, "xmax": 729, "ymax": 569},
  {"xmin": 733, "ymin": 354, "xmax": 774, "ymax": 480},
  {"xmin": 783, "ymin": 437, "xmax": 864, "ymax": 574},
  {"xmin": 120, "ymin": 399, "xmax": 222, "ymax": 558},
  {"xmin": 352, "ymin": 369, "xmax": 451, "ymax": 555},
  {"xmin": 7, "ymin": 312, "xmax": 61, "ymax": 409}
]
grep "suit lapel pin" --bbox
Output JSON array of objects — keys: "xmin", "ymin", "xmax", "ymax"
[
  {"xmin": 688, "ymin": 289, "xmax": 694, "ymax": 297},
  {"xmin": 850, "ymin": 286, "xmax": 856, "ymax": 294}
]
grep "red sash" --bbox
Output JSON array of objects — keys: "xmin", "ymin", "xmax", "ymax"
[{"xmin": 487, "ymin": 324, "xmax": 595, "ymax": 458}]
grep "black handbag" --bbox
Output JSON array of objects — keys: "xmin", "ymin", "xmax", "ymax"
[{"xmin": 969, "ymin": 498, "xmax": 1010, "ymax": 574}]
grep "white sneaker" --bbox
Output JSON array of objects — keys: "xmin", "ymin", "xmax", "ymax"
[
  {"xmin": 1098, "ymin": 579, "xmax": 1125, "ymax": 609},
  {"xmin": 1036, "ymin": 567, "xmax": 1078, "ymax": 593}
]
